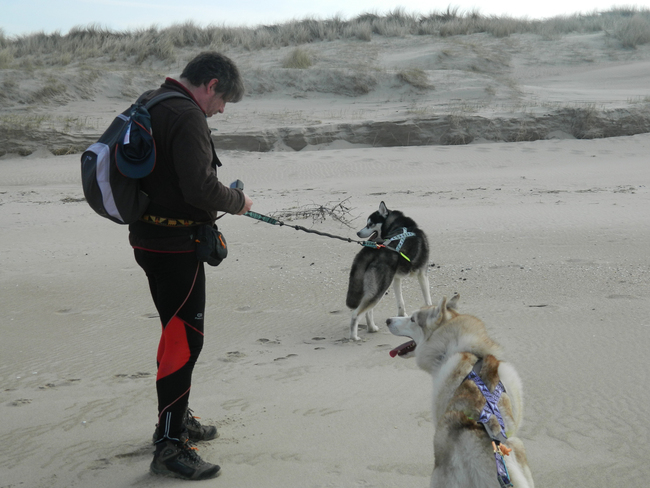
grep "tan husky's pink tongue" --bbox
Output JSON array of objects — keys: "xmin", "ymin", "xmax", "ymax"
[{"xmin": 389, "ymin": 340, "xmax": 416, "ymax": 357}]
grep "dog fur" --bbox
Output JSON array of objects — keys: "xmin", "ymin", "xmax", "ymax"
[
  {"xmin": 346, "ymin": 201, "xmax": 432, "ymax": 341},
  {"xmin": 386, "ymin": 294, "xmax": 534, "ymax": 488}
]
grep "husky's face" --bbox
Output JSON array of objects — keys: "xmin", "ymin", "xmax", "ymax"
[
  {"xmin": 386, "ymin": 294, "xmax": 460, "ymax": 358},
  {"xmin": 357, "ymin": 215, "xmax": 384, "ymax": 241},
  {"xmin": 357, "ymin": 201, "xmax": 390, "ymax": 241},
  {"xmin": 386, "ymin": 312, "xmax": 427, "ymax": 358}
]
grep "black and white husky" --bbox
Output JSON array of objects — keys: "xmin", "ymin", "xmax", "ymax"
[{"xmin": 346, "ymin": 202, "xmax": 432, "ymax": 341}]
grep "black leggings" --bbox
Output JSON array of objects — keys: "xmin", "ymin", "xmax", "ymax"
[{"xmin": 134, "ymin": 249, "xmax": 206, "ymax": 440}]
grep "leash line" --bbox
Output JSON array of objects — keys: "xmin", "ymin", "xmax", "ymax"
[
  {"xmin": 244, "ymin": 211, "xmax": 356, "ymax": 243},
  {"xmin": 233, "ymin": 181, "xmax": 408, "ymax": 255},
  {"xmin": 243, "ymin": 210, "xmax": 412, "ymax": 259}
]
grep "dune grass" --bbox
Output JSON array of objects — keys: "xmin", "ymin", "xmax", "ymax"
[
  {"xmin": 2, "ymin": 7, "xmax": 650, "ymax": 68},
  {"xmin": 397, "ymin": 68, "xmax": 432, "ymax": 89},
  {"xmin": 1, "ymin": 7, "xmax": 648, "ymax": 106},
  {"xmin": 3, "ymin": 7, "xmax": 650, "ymax": 155},
  {"xmin": 282, "ymin": 47, "xmax": 314, "ymax": 69}
]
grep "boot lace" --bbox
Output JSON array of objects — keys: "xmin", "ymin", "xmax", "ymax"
[
  {"xmin": 185, "ymin": 408, "xmax": 203, "ymax": 430},
  {"xmin": 178, "ymin": 440, "xmax": 202, "ymax": 465}
]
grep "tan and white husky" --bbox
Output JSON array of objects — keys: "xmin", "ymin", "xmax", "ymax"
[{"xmin": 386, "ymin": 294, "xmax": 534, "ymax": 488}]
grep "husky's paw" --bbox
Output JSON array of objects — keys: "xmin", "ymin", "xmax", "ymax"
[
  {"xmin": 368, "ymin": 324, "xmax": 379, "ymax": 333},
  {"xmin": 351, "ymin": 335, "xmax": 361, "ymax": 341}
]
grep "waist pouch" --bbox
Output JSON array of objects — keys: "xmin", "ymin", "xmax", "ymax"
[{"xmin": 194, "ymin": 224, "xmax": 227, "ymax": 266}]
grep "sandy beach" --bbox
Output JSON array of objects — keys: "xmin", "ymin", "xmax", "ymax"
[{"xmin": 2, "ymin": 24, "xmax": 650, "ymax": 488}]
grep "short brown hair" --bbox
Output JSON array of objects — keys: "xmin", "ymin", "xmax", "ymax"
[{"xmin": 181, "ymin": 52, "xmax": 244, "ymax": 103}]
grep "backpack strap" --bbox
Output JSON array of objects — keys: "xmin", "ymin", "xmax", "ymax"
[
  {"xmin": 135, "ymin": 90, "xmax": 194, "ymax": 109},
  {"xmin": 137, "ymin": 90, "xmax": 223, "ymax": 169}
]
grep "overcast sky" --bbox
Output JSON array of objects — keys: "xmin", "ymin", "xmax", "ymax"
[{"xmin": 2, "ymin": 1, "xmax": 650, "ymax": 37}]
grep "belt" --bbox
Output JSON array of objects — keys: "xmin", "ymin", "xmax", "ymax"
[{"xmin": 140, "ymin": 214, "xmax": 206, "ymax": 227}]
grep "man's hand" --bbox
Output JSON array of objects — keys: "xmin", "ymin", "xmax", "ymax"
[{"xmin": 237, "ymin": 193, "xmax": 253, "ymax": 215}]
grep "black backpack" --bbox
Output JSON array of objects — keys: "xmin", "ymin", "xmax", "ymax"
[{"xmin": 80, "ymin": 91, "xmax": 191, "ymax": 224}]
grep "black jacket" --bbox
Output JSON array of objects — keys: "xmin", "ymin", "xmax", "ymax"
[{"xmin": 129, "ymin": 78, "xmax": 244, "ymax": 252}]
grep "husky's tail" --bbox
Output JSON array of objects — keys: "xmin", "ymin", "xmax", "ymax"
[{"xmin": 346, "ymin": 265, "xmax": 365, "ymax": 309}]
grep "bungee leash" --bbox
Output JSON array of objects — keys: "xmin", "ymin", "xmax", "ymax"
[
  {"xmin": 243, "ymin": 210, "xmax": 357, "ymax": 244},
  {"xmin": 231, "ymin": 180, "xmax": 413, "ymax": 261},
  {"xmin": 242, "ymin": 209, "xmax": 412, "ymax": 261}
]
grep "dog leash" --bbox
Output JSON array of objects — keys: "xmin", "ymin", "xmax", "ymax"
[
  {"xmin": 229, "ymin": 180, "xmax": 413, "ymax": 260},
  {"xmin": 242, "ymin": 210, "xmax": 412, "ymax": 260},
  {"xmin": 243, "ymin": 210, "xmax": 357, "ymax": 244}
]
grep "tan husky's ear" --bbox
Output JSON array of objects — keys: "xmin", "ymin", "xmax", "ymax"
[
  {"xmin": 448, "ymin": 293, "xmax": 460, "ymax": 310},
  {"xmin": 434, "ymin": 296, "xmax": 448, "ymax": 326}
]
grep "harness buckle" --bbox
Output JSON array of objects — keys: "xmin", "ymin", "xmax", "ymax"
[{"xmin": 492, "ymin": 441, "xmax": 512, "ymax": 457}]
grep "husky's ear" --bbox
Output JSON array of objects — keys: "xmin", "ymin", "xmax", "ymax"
[
  {"xmin": 448, "ymin": 293, "xmax": 460, "ymax": 310},
  {"xmin": 379, "ymin": 201, "xmax": 389, "ymax": 218},
  {"xmin": 436, "ymin": 296, "xmax": 448, "ymax": 325}
]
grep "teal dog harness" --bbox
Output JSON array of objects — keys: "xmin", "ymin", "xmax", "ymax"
[{"xmin": 384, "ymin": 227, "xmax": 416, "ymax": 253}]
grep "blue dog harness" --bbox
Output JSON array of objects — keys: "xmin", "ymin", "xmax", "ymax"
[
  {"xmin": 361, "ymin": 227, "xmax": 416, "ymax": 261},
  {"xmin": 465, "ymin": 359, "xmax": 513, "ymax": 488},
  {"xmin": 385, "ymin": 228, "xmax": 416, "ymax": 253}
]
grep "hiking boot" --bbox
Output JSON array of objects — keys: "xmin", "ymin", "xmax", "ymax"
[
  {"xmin": 150, "ymin": 439, "xmax": 221, "ymax": 480},
  {"xmin": 184, "ymin": 408, "xmax": 218, "ymax": 441},
  {"xmin": 152, "ymin": 408, "xmax": 219, "ymax": 443}
]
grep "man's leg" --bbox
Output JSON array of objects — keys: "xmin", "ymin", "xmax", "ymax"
[
  {"xmin": 135, "ymin": 250, "xmax": 220, "ymax": 480},
  {"xmin": 135, "ymin": 250, "xmax": 206, "ymax": 440}
]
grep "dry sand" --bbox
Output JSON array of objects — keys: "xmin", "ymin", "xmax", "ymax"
[{"xmin": 2, "ymin": 30, "xmax": 650, "ymax": 488}]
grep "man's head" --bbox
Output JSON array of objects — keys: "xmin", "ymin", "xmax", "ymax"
[{"xmin": 181, "ymin": 52, "xmax": 244, "ymax": 103}]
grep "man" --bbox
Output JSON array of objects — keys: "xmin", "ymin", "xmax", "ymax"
[{"xmin": 127, "ymin": 52, "xmax": 253, "ymax": 480}]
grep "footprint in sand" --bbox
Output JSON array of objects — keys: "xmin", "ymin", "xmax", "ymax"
[
  {"xmin": 294, "ymin": 407, "xmax": 342, "ymax": 417},
  {"xmin": 9, "ymin": 398, "xmax": 32, "ymax": 406},
  {"xmin": 221, "ymin": 398, "xmax": 250, "ymax": 412},
  {"xmin": 55, "ymin": 308, "xmax": 78, "ymax": 315},
  {"xmin": 90, "ymin": 445, "xmax": 151, "ymax": 470},
  {"xmin": 220, "ymin": 351, "xmax": 246, "ymax": 362},
  {"xmin": 273, "ymin": 354, "xmax": 298, "ymax": 361},
  {"xmin": 114, "ymin": 372, "xmax": 152, "ymax": 379},
  {"xmin": 308, "ymin": 337, "xmax": 327, "ymax": 349},
  {"xmin": 367, "ymin": 462, "xmax": 432, "ymax": 477},
  {"xmin": 257, "ymin": 338, "xmax": 280, "ymax": 345}
]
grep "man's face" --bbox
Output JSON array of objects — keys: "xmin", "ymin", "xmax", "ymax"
[
  {"xmin": 198, "ymin": 78, "xmax": 227, "ymax": 117},
  {"xmin": 205, "ymin": 90, "xmax": 226, "ymax": 117}
]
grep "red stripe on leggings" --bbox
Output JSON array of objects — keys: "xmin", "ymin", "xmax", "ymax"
[{"xmin": 156, "ymin": 316, "xmax": 191, "ymax": 380}]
